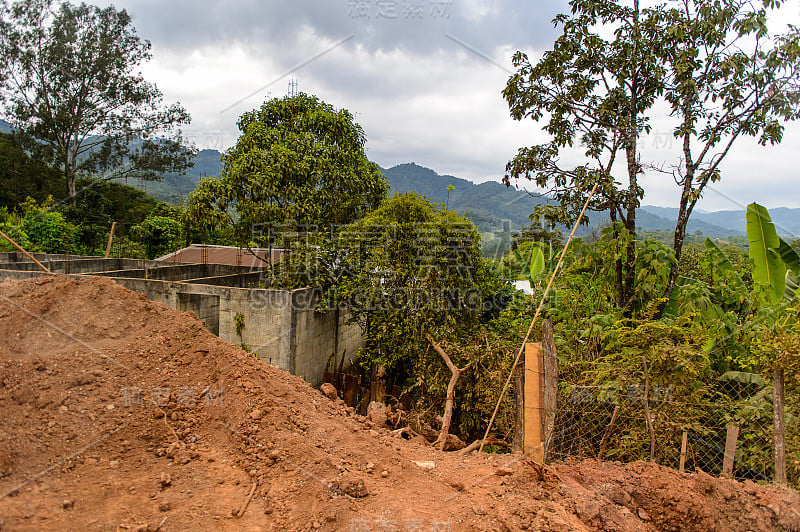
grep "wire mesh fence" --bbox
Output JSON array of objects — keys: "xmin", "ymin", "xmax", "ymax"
[{"xmin": 548, "ymin": 377, "xmax": 796, "ymax": 487}]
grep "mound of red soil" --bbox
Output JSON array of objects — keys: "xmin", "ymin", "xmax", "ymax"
[{"xmin": 0, "ymin": 275, "xmax": 798, "ymax": 531}]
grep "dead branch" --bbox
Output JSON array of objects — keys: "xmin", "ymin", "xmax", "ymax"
[
  {"xmin": 455, "ymin": 437, "xmax": 507, "ymax": 456},
  {"xmin": 425, "ymin": 333, "xmax": 474, "ymax": 451},
  {"xmin": 236, "ymin": 480, "xmax": 258, "ymax": 518},
  {"xmin": 597, "ymin": 404, "xmax": 620, "ymax": 460}
]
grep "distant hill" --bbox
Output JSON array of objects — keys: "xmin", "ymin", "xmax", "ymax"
[
  {"xmin": 128, "ymin": 149, "xmax": 222, "ymax": 203},
  {"xmin": 380, "ymin": 162, "xmax": 756, "ymax": 238},
  {"xmin": 382, "ymin": 162, "xmax": 547, "ymax": 232},
  {"xmin": 0, "ymin": 121, "xmax": 796, "ymax": 239},
  {"xmin": 641, "ymin": 205, "xmax": 800, "ymax": 238}
]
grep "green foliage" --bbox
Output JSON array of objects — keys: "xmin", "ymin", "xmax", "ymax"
[
  {"xmin": 333, "ymin": 193, "xmax": 494, "ymax": 374},
  {"xmin": 0, "ymin": 132, "xmax": 64, "ymax": 208},
  {"xmin": 704, "ymin": 238, "xmax": 746, "ymax": 293},
  {"xmin": 132, "ymin": 214, "xmax": 182, "ymax": 259},
  {"xmin": 0, "ymin": 0, "xmax": 194, "ymax": 198},
  {"xmin": 0, "ymin": 197, "xmax": 75, "ymax": 253},
  {"xmin": 185, "ymin": 93, "xmax": 387, "ymax": 244},
  {"xmin": 57, "ymin": 179, "xmax": 164, "ymax": 253}
]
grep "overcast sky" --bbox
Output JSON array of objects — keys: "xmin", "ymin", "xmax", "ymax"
[{"xmin": 98, "ymin": 0, "xmax": 800, "ymax": 212}]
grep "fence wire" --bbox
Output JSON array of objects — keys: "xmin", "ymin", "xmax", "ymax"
[{"xmin": 549, "ymin": 378, "xmax": 796, "ymax": 487}]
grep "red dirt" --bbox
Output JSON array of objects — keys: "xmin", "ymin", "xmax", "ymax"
[{"xmin": 0, "ymin": 275, "xmax": 798, "ymax": 531}]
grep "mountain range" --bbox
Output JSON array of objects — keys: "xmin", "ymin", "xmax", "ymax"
[
  {"xmin": 158, "ymin": 152, "xmax": 782, "ymax": 239},
  {"xmin": 2, "ymin": 116, "xmax": 796, "ymax": 239}
]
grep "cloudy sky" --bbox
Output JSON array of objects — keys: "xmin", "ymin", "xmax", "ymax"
[{"xmin": 98, "ymin": 0, "xmax": 800, "ymax": 212}]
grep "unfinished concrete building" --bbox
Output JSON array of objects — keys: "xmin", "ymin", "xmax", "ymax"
[{"xmin": 0, "ymin": 249, "xmax": 362, "ymax": 386}]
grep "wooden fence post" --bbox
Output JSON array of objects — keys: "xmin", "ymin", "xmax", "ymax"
[
  {"xmin": 513, "ymin": 362, "xmax": 524, "ymax": 454},
  {"xmin": 721, "ymin": 424, "xmax": 739, "ymax": 479},
  {"xmin": 774, "ymin": 367, "xmax": 787, "ymax": 486},
  {"xmin": 524, "ymin": 342, "xmax": 544, "ymax": 464},
  {"xmin": 679, "ymin": 431, "xmax": 688, "ymax": 473},
  {"xmin": 542, "ymin": 319, "xmax": 558, "ymax": 462}
]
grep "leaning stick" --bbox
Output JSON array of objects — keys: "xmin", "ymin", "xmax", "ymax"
[
  {"xmin": 236, "ymin": 480, "xmax": 258, "ymax": 518},
  {"xmin": 0, "ymin": 229, "xmax": 51, "ymax": 273},
  {"xmin": 104, "ymin": 221, "xmax": 117, "ymax": 258},
  {"xmin": 479, "ymin": 182, "xmax": 599, "ymax": 453}
]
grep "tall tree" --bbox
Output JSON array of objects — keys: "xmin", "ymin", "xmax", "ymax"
[
  {"xmin": 503, "ymin": 0, "xmax": 665, "ymax": 310},
  {"xmin": 0, "ymin": 0, "xmax": 194, "ymax": 199},
  {"xmin": 505, "ymin": 0, "xmax": 800, "ymax": 312},
  {"xmin": 185, "ymin": 93, "xmax": 388, "ymax": 243},
  {"xmin": 657, "ymin": 0, "xmax": 800, "ymax": 303}
]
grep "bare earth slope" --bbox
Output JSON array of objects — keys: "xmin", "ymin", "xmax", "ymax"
[{"xmin": 0, "ymin": 275, "xmax": 798, "ymax": 531}]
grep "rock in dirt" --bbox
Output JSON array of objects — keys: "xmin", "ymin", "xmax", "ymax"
[
  {"xmin": 342, "ymin": 479, "xmax": 369, "ymax": 498},
  {"xmin": 319, "ymin": 383, "xmax": 338, "ymax": 400},
  {"xmin": 366, "ymin": 401, "xmax": 387, "ymax": 426},
  {"xmin": 69, "ymin": 372, "xmax": 96, "ymax": 388}
]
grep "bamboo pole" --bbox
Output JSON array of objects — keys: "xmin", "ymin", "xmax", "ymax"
[
  {"xmin": 0, "ymin": 229, "xmax": 51, "ymax": 273},
  {"xmin": 479, "ymin": 182, "xmax": 599, "ymax": 453}
]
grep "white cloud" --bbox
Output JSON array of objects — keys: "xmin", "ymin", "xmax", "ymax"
[{"xmin": 95, "ymin": 0, "xmax": 800, "ymax": 212}]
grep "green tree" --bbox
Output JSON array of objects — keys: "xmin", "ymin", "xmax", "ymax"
[
  {"xmin": 333, "ymin": 193, "xmax": 499, "ymax": 375},
  {"xmin": 132, "ymin": 213, "xmax": 182, "ymax": 259},
  {"xmin": 185, "ymin": 93, "xmax": 388, "ymax": 244},
  {"xmin": 503, "ymin": 0, "xmax": 665, "ymax": 310},
  {"xmin": 0, "ymin": 132, "xmax": 64, "ymax": 208},
  {"xmin": 658, "ymin": 0, "xmax": 800, "ymax": 302},
  {"xmin": 0, "ymin": 0, "xmax": 195, "ymax": 199}
]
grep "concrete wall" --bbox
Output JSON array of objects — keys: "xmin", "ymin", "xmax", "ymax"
[
  {"xmin": 0, "ymin": 259, "xmax": 362, "ymax": 387},
  {"xmin": 292, "ymin": 293, "xmax": 364, "ymax": 385}
]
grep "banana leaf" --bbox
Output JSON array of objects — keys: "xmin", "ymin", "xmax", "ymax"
[
  {"xmin": 746, "ymin": 203, "xmax": 785, "ymax": 304},
  {"xmin": 514, "ymin": 245, "xmax": 545, "ymax": 283},
  {"xmin": 777, "ymin": 238, "xmax": 800, "ymax": 302},
  {"xmin": 786, "ymin": 270, "xmax": 798, "ymax": 302}
]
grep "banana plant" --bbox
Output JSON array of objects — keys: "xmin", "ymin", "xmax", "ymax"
[
  {"xmin": 744, "ymin": 202, "xmax": 800, "ymax": 487},
  {"xmin": 746, "ymin": 203, "xmax": 799, "ymax": 304},
  {"xmin": 513, "ymin": 243, "xmax": 545, "ymax": 285}
]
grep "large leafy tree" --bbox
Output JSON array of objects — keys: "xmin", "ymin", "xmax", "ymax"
[
  {"xmin": 332, "ymin": 192, "xmax": 501, "ymax": 375},
  {"xmin": 503, "ymin": 0, "xmax": 665, "ymax": 310},
  {"xmin": 0, "ymin": 0, "xmax": 194, "ymax": 198},
  {"xmin": 504, "ymin": 0, "xmax": 800, "ymax": 312},
  {"xmin": 656, "ymin": 1, "xmax": 800, "ymax": 302},
  {"xmin": 186, "ymin": 93, "xmax": 388, "ymax": 243}
]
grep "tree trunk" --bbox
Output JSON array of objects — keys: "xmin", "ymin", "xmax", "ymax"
[
  {"xmin": 620, "ymin": 0, "xmax": 641, "ymax": 314},
  {"xmin": 773, "ymin": 367, "xmax": 786, "ymax": 486},
  {"xmin": 662, "ymin": 114, "xmax": 697, "ymax": 309}
]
